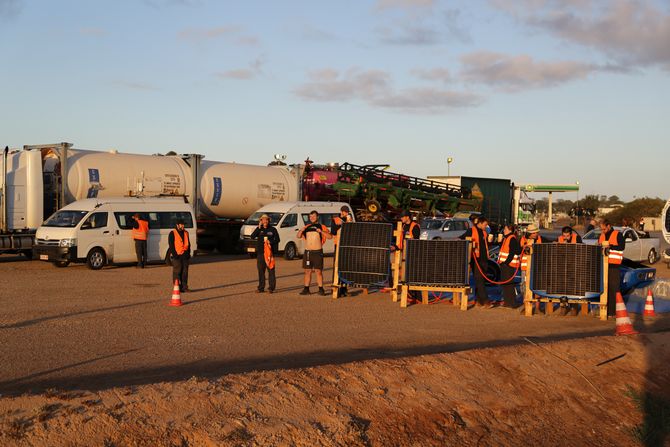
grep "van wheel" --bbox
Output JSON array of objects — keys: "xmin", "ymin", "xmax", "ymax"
[
  {"xmin": 647, "ymin": 249, "xmax": 658, "ymax": 264},
  {"xmin": 53, "ymin": 260, "xmax": 70, "ymax": 268},
  {"xmin": 284, "ymin": 242, "xmax": 297, "ymax": 260},
  {"xmin": 86, "ymin": 248, "xmax": 106, "ymax": 270}
]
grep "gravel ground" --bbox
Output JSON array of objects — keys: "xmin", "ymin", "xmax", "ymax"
[{"xmin": 0, "ymin": 254, "xmax": 652, "ymax": 396}]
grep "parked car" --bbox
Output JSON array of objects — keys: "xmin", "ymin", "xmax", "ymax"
[
  {"xmin": 419, "ymin": 217, "xmax": 471, "ymax": 240},
  {"xmin": 582, "ymin": 226, "xmax": 660, "ymax": 264}
]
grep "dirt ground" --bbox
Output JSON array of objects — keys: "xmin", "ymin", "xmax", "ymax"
[{"xmin": 1, "ymin": 255, "xmax": 669, "ymax": 446}]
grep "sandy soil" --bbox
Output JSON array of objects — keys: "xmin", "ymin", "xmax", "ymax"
[
  {"xmin": 1, "ymin": 333, "xmax": 668, "ymax": 446},
  {"xmin": 1, "ymin": 255, "xmax": 669, "ymax": 446}
]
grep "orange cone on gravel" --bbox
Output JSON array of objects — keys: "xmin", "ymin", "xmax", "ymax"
[
  {"xmin": 643, "ymin": 288, "xmax": 657, "ymax": 317},
  {"xmin": 169, "ymin": 280, "xmax": 183, "ymax": 307},
  {"xmin": 615, "ymin": 292, "xmax": 637, "ymax": 336}
]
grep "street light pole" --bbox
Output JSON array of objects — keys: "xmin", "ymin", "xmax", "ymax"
[{"xmin": 447, "ymin": 157, "xmax": 453, "ymax": 178}]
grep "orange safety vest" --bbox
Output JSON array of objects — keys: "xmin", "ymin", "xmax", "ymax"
[
  {"xmin": 558, "ymin": 233, "xmax": 577, "ymax": 244},
  {"xmin": 132, "ymin": 219, "xmax": 149, "ymax": 241},
  {"xmin": 172, "ymin": 229, "xmax": 190, "ymax": 256},
  {"xmin": 520, "ymin": 235, "xmax": 542, "ymax": 271},
  {"xmin": 598, "ymin": 230, "xmax": 623, "ymax": 265},
  {"xmin": 398, "ymin": 221, "xmax": 419, "ymax": 250},
  {"xmin": 333, "ymin": 215, "xmax": 351, "ymax": 245},
  {"xmin": 498, "ymin": 234, "xmax": 520, "ymax": 268},
  {"xmin": 264, "ymin": 239, "xmax": 275, "ymax": 269},
  {"xmin": 470, "ymin": 227, "xmax": 489, "ymax": 260}
]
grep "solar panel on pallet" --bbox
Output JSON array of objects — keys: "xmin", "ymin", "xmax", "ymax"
[
  {"xmin": 338, "ymin": 222, "xmax": 393, "ymax": 287},
  {"xmin": 404, "ymin": 239, "xmax": 470, "ymax": 286},
  {"xmin": 531, "ymin": 244, "xmax": 603, "ymax": 299}
]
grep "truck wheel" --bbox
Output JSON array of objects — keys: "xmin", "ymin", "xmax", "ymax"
[
  {"xmin": 86, "ymin": 248, "xmax": 106, "ymax": 270},
  {"xmin": 53, "ymin": 261, "xmax": 70, "ymax": 268},
  {"xmin": 365, "ymin": 199, "xmax": 381, "ymax": 214},
  {"xmin": 284, "ymin": 242, "xmax": 297, "ymax": 260},
  {"xmin": 647, "ymin": 249, "xmax": 658, "ymax": 264}
]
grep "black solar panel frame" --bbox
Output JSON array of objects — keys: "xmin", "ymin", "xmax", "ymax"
[
  {"xmin": 404, "ymin": 239, "xmax": 470, "ymax": 287},
  {"xmin": 337, "ymin": 222, "xmax": 394, "ymax": 287},
  {"xmin": 530, "ymin": 243, "xmax": 603, "ymax": 299}
]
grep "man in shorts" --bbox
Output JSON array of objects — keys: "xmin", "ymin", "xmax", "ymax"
[{"xmin": 297, "ymin": 210, "xmax": 332, "ymax": 295}]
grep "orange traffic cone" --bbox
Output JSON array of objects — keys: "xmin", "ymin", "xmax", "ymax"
[
  {"xmin": 615, "ymin": 292, "xmax": 637, "ymax": 336},
  {"xmin": 169, "ymin": 279, "xmax": 183, "ymax": 307},
  {"xmin": 643, "ymin": 288, "xmax": 657, "ymax": 317}
]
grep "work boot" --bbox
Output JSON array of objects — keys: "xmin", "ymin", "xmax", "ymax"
[
  {"xmin": 299, "ymin": 287, "xmax": 310, "ymax": 295},
  {"xmin": 318, "ymin": 287, "xmax": 327, "ymax": 296},
  {"xmin": 339, "ymin": 287, "xmax": 348, "ymax": 297}
]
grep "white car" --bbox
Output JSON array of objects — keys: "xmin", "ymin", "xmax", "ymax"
[{"xmin": 582, "ymin": 226, "xmax": 660, "ymax": 264}]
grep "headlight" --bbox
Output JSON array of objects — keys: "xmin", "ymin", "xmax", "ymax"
[
  {"xmin": 420, "ymin": 232, "xmax": 428, "ymax": 240},
  {"xmin": 59, "ymin": 238, "xmax": 77, "ymax": 247}
]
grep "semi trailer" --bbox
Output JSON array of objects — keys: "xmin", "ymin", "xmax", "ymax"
[{"xmin": 0, "ymin": 143, "xmax": 300, "ymax": 255}]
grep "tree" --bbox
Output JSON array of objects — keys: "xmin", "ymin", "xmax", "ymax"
[
  {"xmin": 604, "ymin": 197, "xmax": 665, "ymax": 226},
  {"xmin": 535, "ymin": 198, "xmax": 548, "ymax": 213},
  {"xmin": 607, "ymin": 195, "xmax": 623, "ymax": 205},
  {"xmin": 579, "ymin": 194, "xmax": 601, "ymax": 211}
]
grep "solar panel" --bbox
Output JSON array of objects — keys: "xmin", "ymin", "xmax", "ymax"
[
  {"xmin": 404, "ymin": 239, "xmax": 470, "ymax": 286},
  {"xmin": 531, "ymin": 244, "xmax": 603, "ymax": 299},
  {"xmin": 337, "ymin": 222, "xmax": 394, "ymax": 287}
]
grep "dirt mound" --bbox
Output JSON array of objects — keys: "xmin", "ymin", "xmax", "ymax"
[{"xmin": 1, "ymin": 333, "xmax": 668, "ymax": 447}]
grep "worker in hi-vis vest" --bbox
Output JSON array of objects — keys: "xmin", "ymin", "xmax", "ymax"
[
  {"xmin": 168, "ymin": 219, "xmax": 191, "ymax": 293},
  {"xmin": 558, "ymin": 226, "xmax": 582, "ymax": 244},
  {"xmin": 598, "ymin": 219, "xmax": 625, "ymax": 317},
  {"xmin": 131, "ymin": 213, "xmax": 149, "ymax": 268},
  {"xmin": 330, "ymin": 206, "xmax": 353, "ymax": 296}
]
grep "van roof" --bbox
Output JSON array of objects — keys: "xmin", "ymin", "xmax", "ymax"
[
  {"xmin": 61, "ymin": 196, "xmax": 190, "ymax": 211},
  {"xmin": 254, "ymin": 201, "xmax": 350, "ymax": 212}
]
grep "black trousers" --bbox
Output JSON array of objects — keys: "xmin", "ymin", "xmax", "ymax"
[
  {"xmin": 257, "ymin": 256, "xmax": 276, "ymax": 291},
  {"xmin": 500, "ymin": 263, "xmax": 517, "ymax": 307},
  {"xmin": 607, "ymin": 265, "xmax": 621, "ymax": 317},
  {"xmin": 134, "ymin": 239, "xmax": 147, "ymax": 266},
  {"xmin": 172, "ymin": 256, "xmax": 189, "ymax": 290},
  {"xmin": 472, "ymin": 261, "xmax": 490, "ymax": 305}
]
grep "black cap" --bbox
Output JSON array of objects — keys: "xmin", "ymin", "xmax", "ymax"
[
  {"xmin": 400, "ymin": 210, "xmax": 411, "ymax": 218},
  {"xmin": 176, "ymin": 219, "xmax": 185, "ymax": 225}
]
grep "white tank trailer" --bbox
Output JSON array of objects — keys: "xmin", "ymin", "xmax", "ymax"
[{"xmin": 0, "ymin": 142, "xmax": 300, "ymax": 254}]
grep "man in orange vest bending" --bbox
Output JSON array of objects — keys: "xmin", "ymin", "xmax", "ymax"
[
  {"xmin": 169, "ymin": 219, "xmax": 191, "ymax": 293},
  {"xmin": 131, "ymin": 213, "xmax": 149, "ymax": 268},
  {"xmin": 598, "ymin": 219, "xmax": 625, "ymax": 317}
]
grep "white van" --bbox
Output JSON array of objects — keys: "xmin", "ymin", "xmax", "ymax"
[
  {"xmin": 33, "ymin": 197, "xmax": 197, "ymax": 269},
  {"xmin": 240, "ymin": 201, "xmax": 354, "ymax": 260}
]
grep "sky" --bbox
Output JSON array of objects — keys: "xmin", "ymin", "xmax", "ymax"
[{"xmin": 0, "ymin": 0, "xmax": 668, "ymax": 201}]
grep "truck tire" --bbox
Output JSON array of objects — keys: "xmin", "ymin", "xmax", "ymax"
[
  {"xmin": 86, "ymin": 248, "xmax": 106, "ymax": 270},
  {"xmin": 284, "ymin": 242, "xmax": 297, "ymax": 260},
  {"xmin": 647, "ymin": 249, "xmax": 658, "ymax": 265},
  {"xmin": 53, "ymin": 260, "xmax": 70, "ymax": 268},
  {"xmin": 365, "ymin": 199, "xmax": 381, "ymax": 214}
]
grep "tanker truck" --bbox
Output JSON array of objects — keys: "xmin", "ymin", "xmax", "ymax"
[{"xmin": 0, "ymin": 143, "xmax": 301, "ymax": 256}]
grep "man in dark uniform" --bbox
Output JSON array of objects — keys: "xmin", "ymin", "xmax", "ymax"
[
  {"xmin": 598, "ymin": 219, "xmax": 626, "ymax": 317},
  {"xmin": 168, "ymin": 219, "xmax": 191, "ymax": 292},
  {"xmin": 460, "ymin": 215, "xmax": 492, "ymax": 308},
  {"xmin": 251, "ymin": 214, "xmax": 280, "ymax": 293}
]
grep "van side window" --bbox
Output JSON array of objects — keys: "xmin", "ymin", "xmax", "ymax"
[
  {"xmin": 319, "ymin": 214, "xmax": 335, "ymax": 227},
  {"xmin": 158, "ymin": 212, "xmax": 194, "ymax": 229},
  {"xmin": 115, "ymin": 211, "xmax": 193, "ymax": 230},
  {"xmin": 281, "ymin": 213, "xmax": 297, "ymax": 228},
  {"xmin": 82, "ymin": 212, "xmax": 108, "ymax": 230}
]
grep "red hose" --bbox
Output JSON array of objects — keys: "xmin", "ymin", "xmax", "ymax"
[{"xmin": 472, "ymin": 255, "xmax": 520, "ymax": 285}]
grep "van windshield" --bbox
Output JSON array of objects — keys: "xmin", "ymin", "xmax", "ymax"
[
  {"xmin": 43, "ymin": 210, "xmax": 89, "ymax": 227},
  {"xmin": 244, "ymin": 212, "xmax": 284, "ymax": 226}
]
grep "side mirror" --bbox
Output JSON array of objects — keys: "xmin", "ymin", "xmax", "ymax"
[
  {"xmin": 442, "ymin": 226, "xmax": 450, "ymax": 231},
  {"xmin": 81, "ymin": 222, "xmax": 92, "ymax": 230},
  {"xmin": 625, "ymin": 238, "xmax": 633, "ymax": 243}
]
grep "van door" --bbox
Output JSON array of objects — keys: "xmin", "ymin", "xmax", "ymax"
[
  {"xmin": 278, "ymin": 213, "xmax": 299, "ymax": 252},
  {"xmin": 77, "ymin": 211, "xmax": 113, "ymax": 260},
  {"xmin": 112, "ymin": 212, "xmax": 139, "ymax": 263}
]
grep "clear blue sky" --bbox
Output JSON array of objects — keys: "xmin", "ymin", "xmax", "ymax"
[{"xmin": 1, "ymin": 0, "xmax": 668, "ymax": 200}]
